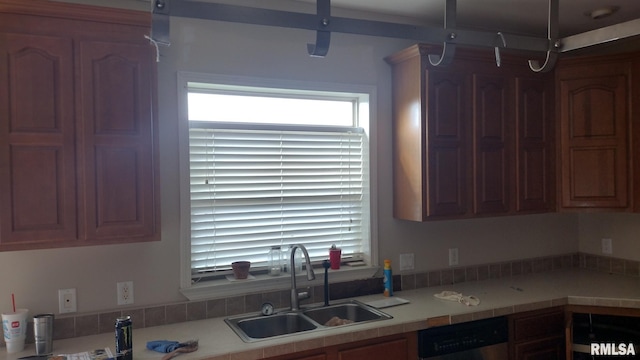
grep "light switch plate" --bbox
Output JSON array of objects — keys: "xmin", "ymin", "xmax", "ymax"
[
  {"xmin": 448, "ymin": 248, "xmax": 459, "ymax": 266},
  {"xmin": 602, "ymin": 238, "xmax": 613, "ymax": 255}
]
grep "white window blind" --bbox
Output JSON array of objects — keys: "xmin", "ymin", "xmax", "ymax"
[{"xmin": 189, "ymin": 126, "xmax": 365, "ymax": 276}]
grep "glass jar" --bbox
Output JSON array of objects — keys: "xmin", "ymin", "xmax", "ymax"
[{"xmin": 268, "ymin": 246, "xmax": 282, "ymax": 276}]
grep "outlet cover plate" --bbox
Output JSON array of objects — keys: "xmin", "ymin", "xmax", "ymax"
[
  {"xmin": 58, "ymin": 288, "xmax": 77, "ymax": 314},
  {"xmin": 117, "ymin": 281, "xmax": 134, "ymax": 305},
  {"xmin": 399, "ymin": 253, "xmax": 415, "ymax": 271}
]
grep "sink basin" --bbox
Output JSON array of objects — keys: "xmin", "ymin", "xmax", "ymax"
[
  {"xmin": 225, "ymin": 300, "xmax": 392, "ymax": 342},
  {"xmin": 226, "ymin": 312, "xmax": 317, "ymax": 342},
  {"xmin": 302, "ymin": 300, "xmax": 392, "ymax": 325}
]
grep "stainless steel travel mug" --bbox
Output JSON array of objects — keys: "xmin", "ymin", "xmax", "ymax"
[{"xmin": 34, "ymin": 313, "xmax": 54, "ymax": 355}]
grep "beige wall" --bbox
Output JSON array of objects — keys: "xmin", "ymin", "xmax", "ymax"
[
  {"xmin": 0, "ymin": 0, "xmax": 638, "ymax": 317},
  {"xmin": 578, "ymin": 213, "xmax": 640, "ymax": 261}
]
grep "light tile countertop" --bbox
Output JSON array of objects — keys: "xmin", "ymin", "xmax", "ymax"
[{"xmin": 3, "ymin": 269, "xmax": 640, "ymax": 360}]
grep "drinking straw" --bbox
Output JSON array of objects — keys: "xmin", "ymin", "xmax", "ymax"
[{"xmin": 11, "ymin": 293, "xmax": 15, "ymax": 313}]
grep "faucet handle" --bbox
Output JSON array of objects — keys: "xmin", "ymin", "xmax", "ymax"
[{"xmin": 297, "ymin": 287, "xmax": 312, "ymax": 301}]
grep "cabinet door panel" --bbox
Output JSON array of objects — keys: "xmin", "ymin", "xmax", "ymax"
[
  {"xmin": 427, "ymin": 71, "xmax": 468, "ymax": 217},
  {"xmin": 0, "ymin": 32, "xmax": 76, "ymax": 248},
  {"xmin": 295, "ymin": 356, "xmax": 326, "ymax": 360},
  {"xmin": 338, "ymin": 338, "xmax": 408, "ymax": 360},
  {"xmin": 560, "ymin": 75, "xmax": 628, "ymax": 208},
  {"xmin": 516, "ymin": 77, "xmax": 552, "ymax": 212},
  {"xmin": 79, "ymin": 39, "xmax": 156, "ymax": 241},
  {"xmin": 431, "ymin": 146, "xmax": 465, "ymax": 215},
  {"xmin": 266, "ymin": 354, "xmax": 326, "ymax": 360},
  {"xmin": 571, "ymin": 148, "xmax": 617, "ymax": 198},
  {"xmin": 473, "ymin": 74, "xmax": 509, "ymax": 214},
  {"xmin": 510, "ymin": 308, "xmax": 566, "ymax": 360},
  {"xmin": 514, "ymin": 337, "xmax": 565, "ymax": 360},
  {"xmin": 511, "ymin": 309, "xmax": 565, "ymax": 341}
]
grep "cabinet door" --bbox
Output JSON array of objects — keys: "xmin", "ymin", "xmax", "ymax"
[
  {"xmin": 265, "ymin": 354, "xmax": 326, "ymax": 360},
  {"xmin": 426, "ymin": 70, "xmax": 469, "ymax": 217},
  {"xmin": 559, "ymin": 73, "xmax": 628, "ymax": 208},
  {"xmin": 0, "ymin": 32, "xmax": 77, "ymax": 249},
  {"xmin": 338, "ymin": 338, "xmax": 409, "ymax": 360},
  {"xmin": 77, "ymin": 38, "xmax": 157, "ymax": 241},
  {"xmin": 472, "ymin": 74, "xmax": 510, "ymax": 214},
  {"xmin": 515, "ymin": 77, "xmax": 553, "ymax": 212},
  {"xmin": 510, "ymin": 307, "xmax": 566, "ymax": 360},
  {"xmin": 513, "ymin": 336, "xmax": 565, "ymax": 360},
  {"xmin": 294, "ymin": 356, "xmax": 326, "ymax": 360}
]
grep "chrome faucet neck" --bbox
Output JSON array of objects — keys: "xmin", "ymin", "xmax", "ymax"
[{"xmin": 290, "ymin": 244, "xmax": 316, "ymax": 311}]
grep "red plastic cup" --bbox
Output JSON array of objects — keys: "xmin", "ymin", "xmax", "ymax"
[{"xmin": 329, "ymin": 247, "xmax": 341, "ymax": 269}]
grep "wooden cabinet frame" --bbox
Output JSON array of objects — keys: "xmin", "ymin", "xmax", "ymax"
[
  {"xmin": 0, "ymin": 0, "xmax": 159, "ymax": 250},
  {"xmin": 386, "ymin": 45, "xmax": 555, "ymax": 221}
]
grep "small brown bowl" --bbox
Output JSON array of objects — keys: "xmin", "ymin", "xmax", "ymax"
[{"xmin": 231, "ymin": 261, "xmax": 251, "ymax": 279}]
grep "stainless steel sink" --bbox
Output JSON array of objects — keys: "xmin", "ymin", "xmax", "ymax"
[
  {"xmin": 225, "ymin": 300, "xmax": 392, "ymax": 342},
  {"xmin": 227, "ymin": 312, "xmax": 317, "ymax": 341},
  {"xmin": 302, "ymin": 300, "xmax": 392, "ymax": 325}
]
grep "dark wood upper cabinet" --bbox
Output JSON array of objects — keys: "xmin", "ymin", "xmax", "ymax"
[
  {"xmin": 0, "ymin": 32, "xmax": 77, "ymax": 246},
  {"xmin": 386, "ymin": 45, "xmax": 554, "ymax": 221},
  {"xmin": 427, "ymin": 70, "xmax": 469, "ymax": 218},
  {"xmin": 78, "ymin": 40, "xmax": 156, "ymax": 241},
  {"xmin": 556, "ymin": 56, "xmax": 633, "ymax": 210},
  {"xmin": 388, "ymin": 48, "xmax": 470, "ymax": 221},
  {"xmin": 0, "ymin": 0, "xmax": 159, "ymax": 250},
  {"xmin": 516, "ymin": 77, "xmax": 554, "ymax": 212},
  {"xmin": 472, "ymin": 73, "xmax": 511, "ymax": 215}
]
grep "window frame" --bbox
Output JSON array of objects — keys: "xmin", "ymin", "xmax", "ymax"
[{"xmin": 177, "ymin": 72, "xmax": 379, "ymax": 300}]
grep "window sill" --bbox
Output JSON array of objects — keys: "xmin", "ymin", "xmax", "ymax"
[{"xmin": 180, "ymin": 265, "xmax": 380, "ymax": 301}]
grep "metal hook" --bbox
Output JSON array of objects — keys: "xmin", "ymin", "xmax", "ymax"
[
  {"xmin": 528, "ymin": 51, "xmax": 558, "ymax": 73},
  {"xmin": 528, "ymin": 0, "xmax": 558, "ymax": 72},
  {"xmin": 308, "ymin": 0, "xmax": 331, "ymax": 57},
  {"xmin": 429, "ymin": 0, "xmax": 457, "ymax": 67},
  {"xmin": 144, "ymin": 35, "xmax": 161, "ymax": 62},
  {"xmin": 428, "ymin": 38, "xmax": 456, "ymax": 66},
  {"xmin": 307, "ymin": 25, "xmax": 330, "ymax": 57},
  {"xmin": 494, "ymin": 32, "xmax": 507, "ymax": 67}
]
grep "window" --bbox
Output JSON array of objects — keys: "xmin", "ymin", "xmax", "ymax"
[{"xmin": 179, "ymin": 75, "xmax": 374, "ymax": 286}]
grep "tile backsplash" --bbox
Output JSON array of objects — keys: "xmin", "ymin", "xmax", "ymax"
[{"xmin": 4, "ymin": 251, "xmax": 638, "ymax": 346}]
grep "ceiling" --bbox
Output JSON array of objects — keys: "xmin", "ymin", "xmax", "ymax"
[{"xmin": 294, "ymin": 0, "xmax": 640, "ymax": 38}]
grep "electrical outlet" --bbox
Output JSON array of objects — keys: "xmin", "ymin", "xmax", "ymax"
[
  {"xmin": 399, "ymin": 253, "xmax": 415, "ymax": 271},
  {"xmin": 602, "ymin": 238, "xmax": 613, "ymax": 255},
  {"xmin": 58, "ymin": 288, "xmax": 77, "ymax": 314},
  {"xmin": 448, "ymin": 248, "xmax": 459, "ymax": 266},
  {"xmin": 117, "ymin": 281, "xmax": 134, "ymax": 305}
]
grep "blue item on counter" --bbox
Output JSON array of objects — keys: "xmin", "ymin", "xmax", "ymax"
[
  {"xmin": 146, "ymin": 340, "xmax": 180, "ymax": 353},
  {"xmin": 383, "ymin": 259, "xmax": 393, "ymax": 297}
]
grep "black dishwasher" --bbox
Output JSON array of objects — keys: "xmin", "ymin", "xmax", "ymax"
[
  {"xmin": 418, "ymin": 316, "xmax": 509, "ymax": 360},
  {"xmin": 573, "ymin": 313, "xmax": 640, "ymax": 359}
]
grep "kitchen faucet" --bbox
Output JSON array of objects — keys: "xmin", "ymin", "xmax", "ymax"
[{"xmin": 289, "ymin": 244, "xmax": 315, "ymax": 311}]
